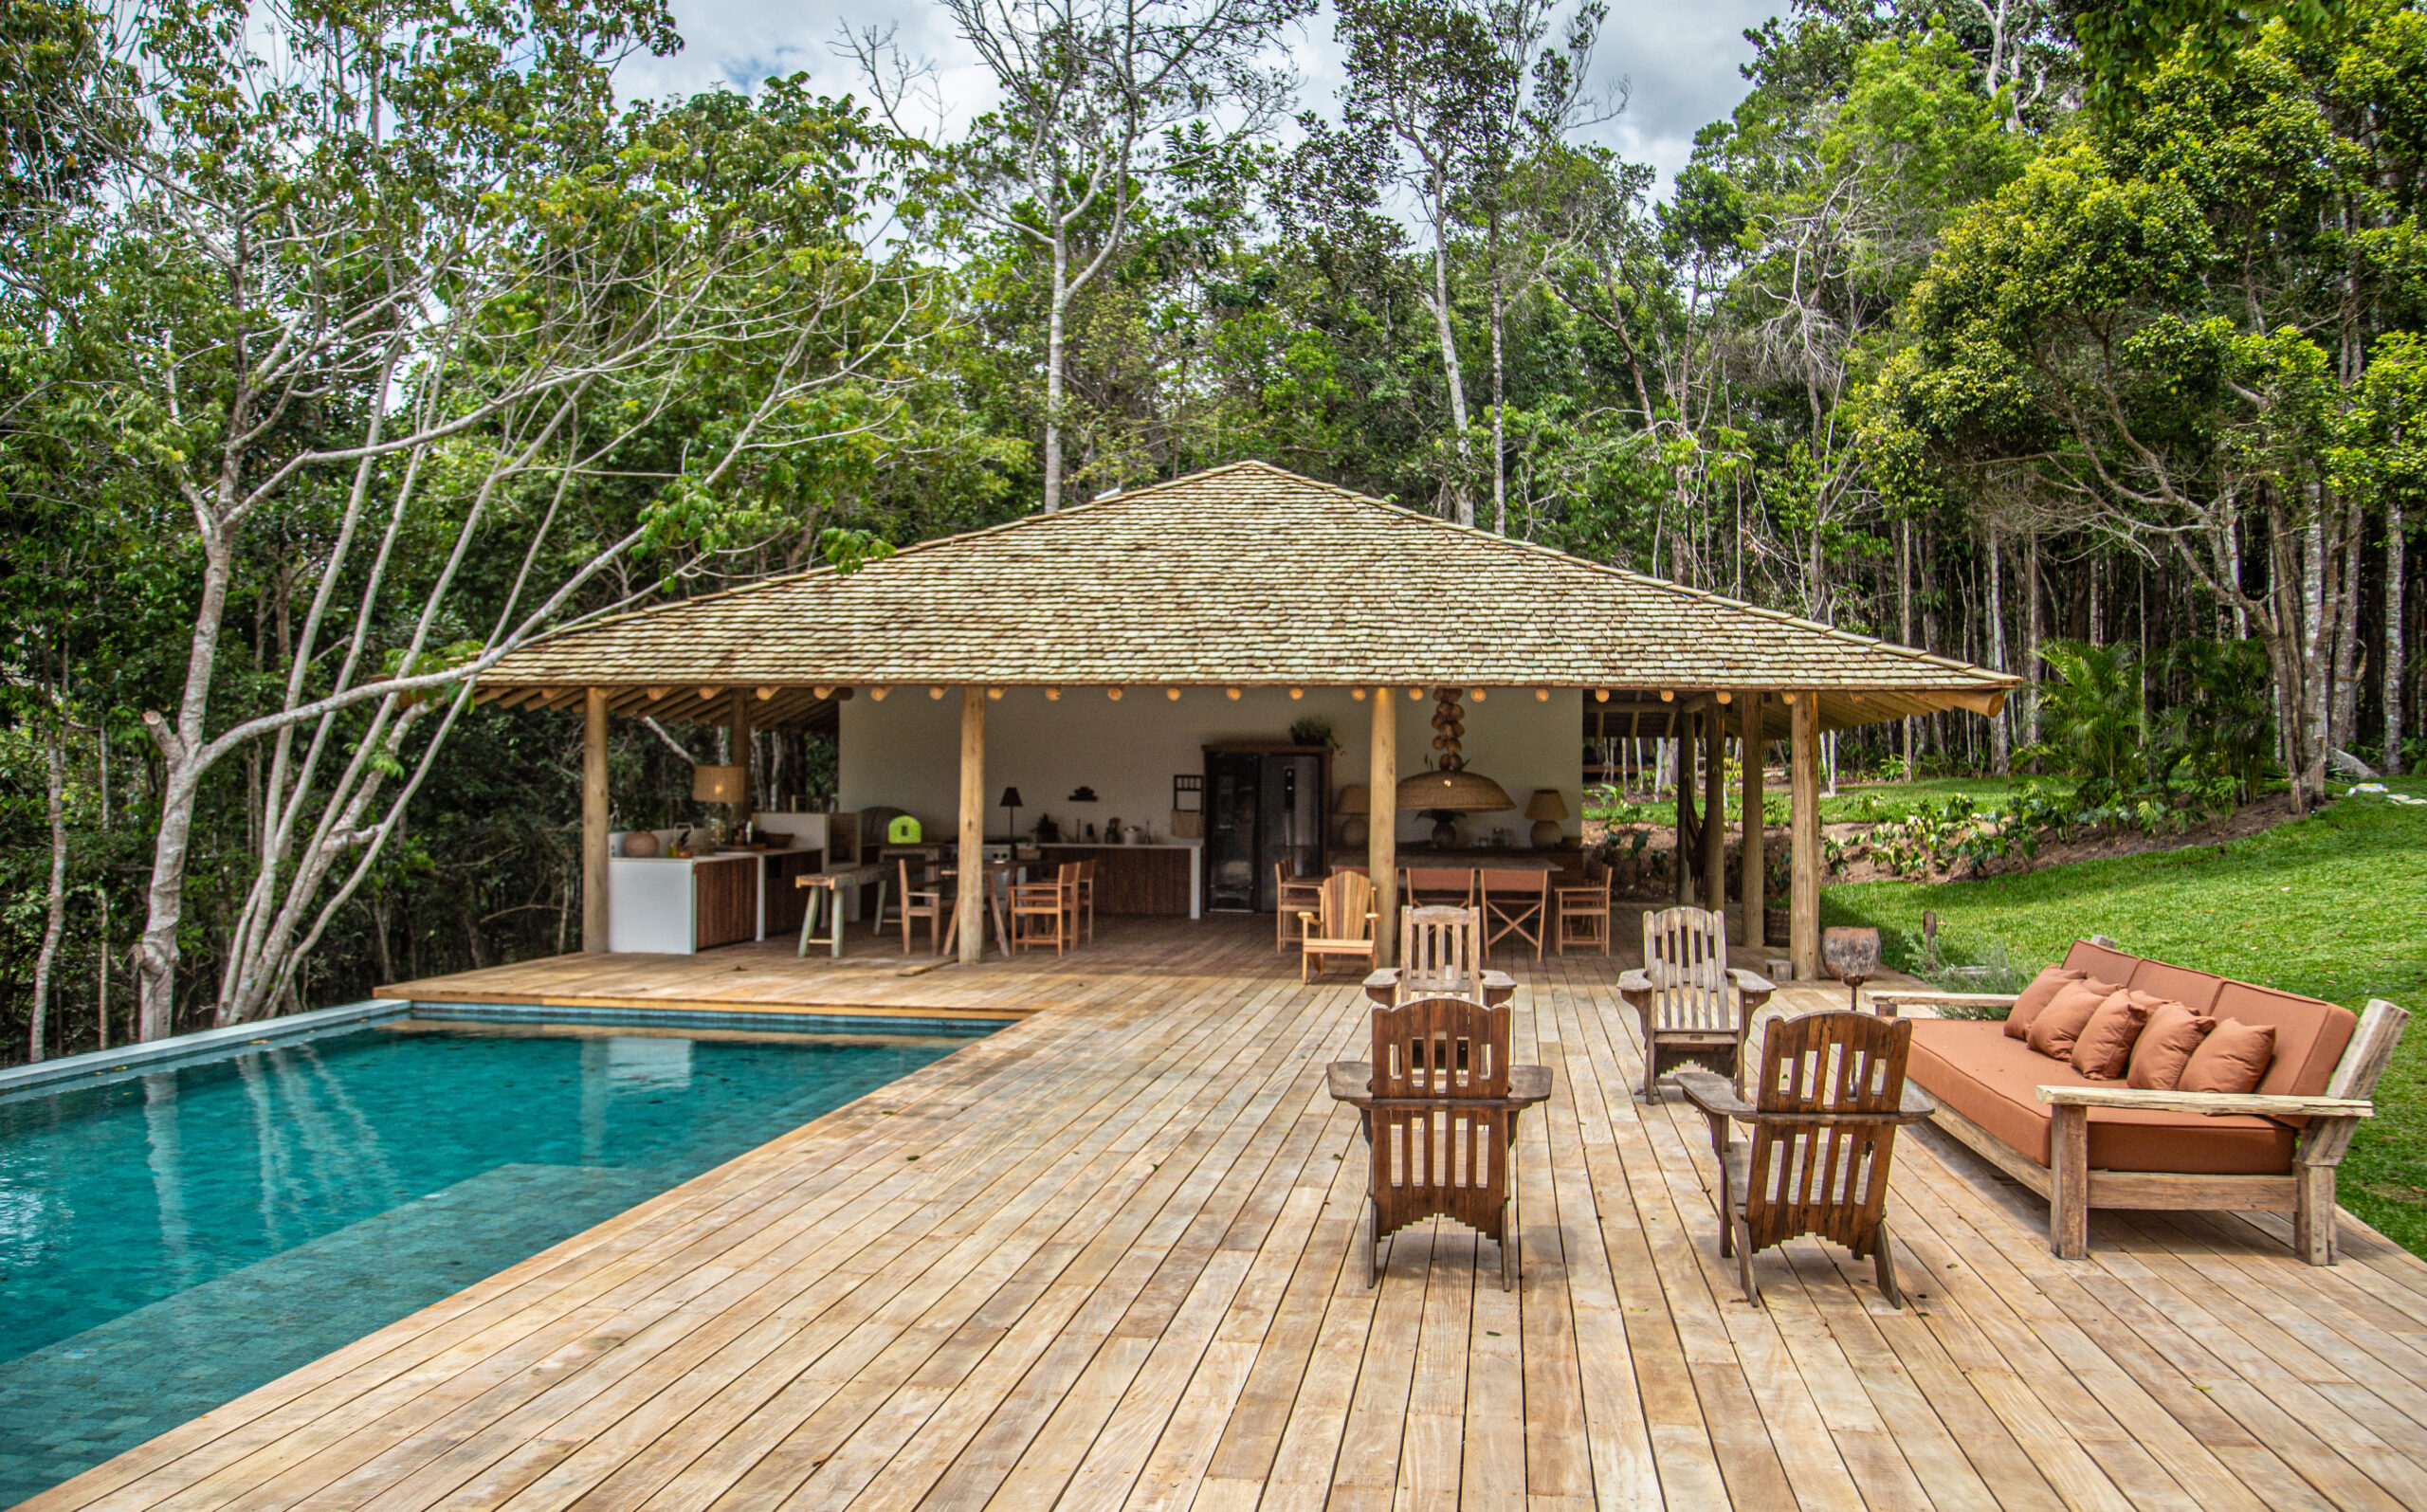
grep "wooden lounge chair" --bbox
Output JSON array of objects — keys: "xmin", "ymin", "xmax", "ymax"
[
  {"xmin": 1325, "ymin": 994, "xmax": 1553, "ymax": 1289},
  {"xmin": 1555, "ymin": 863, "xmax": 1612, "ymax": 956},
  {"xmin": 1299, "ymin": 870, "xmax": 1378, "ymax": 982},
  {"xmin": 1480, "ymin": 867, "xmax": 1549, "ymax": 960},
  {"xmin": 1616, "ymin": 905, "xmax": 1777, "ymax": 1102},
  {"xmin": 1275, "ymin": 861, "xmax": 1323, "ymax": 952},
  {"xmin": 1676, "ymin": 1011, "xmax": 1936, "ymax": 1307},
  {"xmin": 1393, "ymin": 906, "xmax": 1486, "ymax": 1004}
]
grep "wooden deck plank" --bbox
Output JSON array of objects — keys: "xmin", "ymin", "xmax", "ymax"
[{"xmin": 21, "ymin": 913, "xmax": 2427, "ymax": 1512}]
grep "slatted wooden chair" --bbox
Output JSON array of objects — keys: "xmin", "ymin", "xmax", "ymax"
[
  {"xmin": 1325, "ymin": 995, "xmax": 1552, "ymax": 1289},
  {"xmin": 1395, "ymin": 906, "xmax": 1487, "ymax": 1004},
  {"xmin": 895, "ymin": 857, "xmax": 949, "ymax": 956},
  {"xmin": 1073, "ymin": 858, "xmax": 1097, "ymax": 944},
  {"xmin": 1010, "ymin": 863, "xmax": 1078, "ymax": 956},
  {"xmin": 1480, "ymin": 868, "xmax": 1549, "ymax": 960},
  {"xmin": 1554, "ymin": 863, "xmax": 1613, "ymax": 956},
  {"xmin": 1616, "ymin": 905, "xmax": 1778, "ymax": 1102},
  {"xmin": 1275, "ymin": 861, "xmax": 1323, "ymax": 952},
  {"xmin": 1401, "ymin": 865, "xmax": 1477, "ymax": 909},
  {"xmin": 1675, "ymin": 1011, "xmax": 1937, "ymax": 1307},
  {"xmin": 1299, "ymin": 870, "xmax": 1378, "ymax": 982}
]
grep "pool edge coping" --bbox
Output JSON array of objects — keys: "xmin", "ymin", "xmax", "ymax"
[{"xmin": 0, "ymin": 999, "xmax": 409, "ymax": 1095}]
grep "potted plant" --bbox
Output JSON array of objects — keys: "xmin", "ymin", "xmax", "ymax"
[{"xmin": 1289, "ymin": 716, "xmax": 1338, "ymax": 752}]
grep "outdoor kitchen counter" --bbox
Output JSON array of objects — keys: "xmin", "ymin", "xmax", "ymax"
[
  {"xmin": 606, "ymin": 847, "xmax": 823, "ymax": 953},
  {"xmin": 1033, "ymin": 842, "xmax": 1202, "ymax": 919}
]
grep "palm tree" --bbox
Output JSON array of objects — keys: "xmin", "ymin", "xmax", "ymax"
[{"xmin": 2022, "ymin": 641, "xmax": 2146, "ymax": 802}]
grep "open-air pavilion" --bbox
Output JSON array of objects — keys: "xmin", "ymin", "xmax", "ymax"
[
  {"xmin": 39, "ymin": 465, "xmax": 2427, "ymax": 1512},
  {"xmin": 472, "ymin": 461, "xmax": 2016, "ymax": 982}
]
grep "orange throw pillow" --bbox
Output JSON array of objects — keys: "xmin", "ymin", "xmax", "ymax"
[
  {"xmin": 2004, "ymin": 966, "xmax": 2088, "ymax": 1040},
  {"xmin": 2071, "ymin": 993, "xmax": 2155, "ymax": 1079},
  {"xmin": 2127, "ymin": 1004, "xmax": 2217, "ymax": 1090},
  {"xmin": 2179, "ymin": 1018, "xmax": 2275, "ymax": 1096},
  {"xmin": 2026, "ymin": 979, "xmax": 2122, "ymax": 1060}
]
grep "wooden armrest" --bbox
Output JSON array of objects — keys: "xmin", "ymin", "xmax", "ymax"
[
  {"xmin": 1727, "ymin": 969, "xmax": 1777, "ymax": 996},
  {"xmin": 1616, "ymin": 969, "xmax": 1652, "ymax": 993},
  {"xmin": 1868, "ymin": 990, "xmax": 2018, "ymax": 1010},
  {"xmin": 1507, "ymin": 1065, "xmax": 1554, "ymax": 1102},
  {"xmin": 1326, "ymin": 1062, "xmax": 1374, "ymax": 1101},
  {"xmin": 1674, "ymin": 1069, "xmax": 1750, "ymax": 1119},
  {"xmin": 2036, "ymin": 1086, "xmax": 2373, "ymax": 1118}
]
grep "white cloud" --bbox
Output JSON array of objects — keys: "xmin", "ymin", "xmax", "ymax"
[{"xmin": 617, "ymin": 0, "xmax": 1773, "ymax": 193}]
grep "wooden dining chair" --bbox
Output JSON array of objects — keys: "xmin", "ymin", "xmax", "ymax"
[
  {"xmin": 1401, "ymin": 866, "xmax": 1477, "ymax": 910},
  {"xmin": 1276, "ymin": 861, "xmax": 1324, "ymax": 952},
  {"xmin": 1675, "ymin": 1011, "xmax": 1936, "ymax": 1308},
  {"xmin": 1396, "ymin": 906, "xmax": 1487, "ymax": 1004},
  {"xmin": 1299, "ymin": 870, "xmax": 1378, "ymax": 982},
  {"xmin": 896, "ymin": 857, "xmax": 949, "ymax": 956},
  {"xmin": 1480, "ymin": 868, "xmax": 1549, "ymax": 960},
  {"xmin": 1555, "ymin": 863, "xmax": 1613, "ymax": 956},
  {"xmin": 1074, "ymin": 859, "xmax": 1097, "ymax": 944},
  {"xmin": 1011, "ymin": 864, "xmax": 1076, "ymax": 956},
  {"xmin": 1616, "ymin": 906, "xmax": 1777, "ymax": 1102}
]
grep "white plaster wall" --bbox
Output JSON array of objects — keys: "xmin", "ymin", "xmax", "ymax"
[{"xmin": 839, "ymin": 686, "xmax": 1584, "ymax": 847}]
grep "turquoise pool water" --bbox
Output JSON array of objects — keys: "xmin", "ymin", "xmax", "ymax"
[{"xmin": 0, "ymin": 1013, "xmax": 984, "ymax": 1505}]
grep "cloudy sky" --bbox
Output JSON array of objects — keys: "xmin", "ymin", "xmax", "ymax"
[{"xmin": 615, "ymin": 0, "xmax": 1779, "ymax": 195}]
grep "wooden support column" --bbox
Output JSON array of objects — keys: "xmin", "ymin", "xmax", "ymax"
[
  {"xmin": 1673, "ymin": 714, "xmax": 1695, "ymax": 905},
  {"xmin": 728, "ymin": 689, "xmax": 752, "ymax": 817},
  {"xmin": 1740, "ymin": 692, "xmax": 1764, "ymax": 951},
  {"xmin": 958, "ymin": 687, "xmax": 985, "ymax": 965},
  {"xmin": 1701, "ymin": 703, "xmax": 1725, "ymax": 916},
  {"xmin": 1368, "ymin": 685, "xmax": 1396, "ymax": 968},
  {"xmin": 1790, "ymin": 689, "xmax": 1822, "ymax": 982},
  {"xmin": 582, "ymin": 687, "xmax": 610, "ymax": 953}
]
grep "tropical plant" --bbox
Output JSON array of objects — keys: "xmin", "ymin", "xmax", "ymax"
[
  {"xmin": 2158, "ymin": 637, "xmax": 2278, "ymax": 804},
  {"xmin": 2022, "ymin": 641, "xmax": 2149, "ymax": 803}
]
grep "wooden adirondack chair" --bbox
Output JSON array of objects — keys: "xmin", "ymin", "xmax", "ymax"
[
  {"xmin": 1299, "ymin": 870, "xmax": 1378, "ymax": 982},
  {"xmin": 1324, "ymin": 995, "xmax": 1553, "ymax": 1290},
  {"xmin": 1395, "ymin": 906, "xmax": 1486, "ymax": 1003},
  {"xmin": 1616, "ymin": 905, "xmax": 1777, "ymax": 1102},
  {"xmin": 1675, "ymin": 1011, "xmax": 1937, "ymax": 1307}
]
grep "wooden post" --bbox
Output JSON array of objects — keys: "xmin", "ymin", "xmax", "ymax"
[
  {"xmin": 958, "ymin": 687, "xmax": 985, "ymax": 966},
  {"xmin": 1790, "ymin": 690, "xmax": 1821, "ymax": 982},
  {"xmin": 1740, "ymin": 692, "xmax": 1763, "ymax": 951},
  {"xmin": 1701, "ymin": 703, "xmax": 1725, "ymax": 916},
  {"xmin": 2050, "ymin": 1102, "xmax": 2090, "ymax": 1259},
  {"xmin": 582, "ymin": 687, "xmax": 610, "ymax": 953},
  {"xmin": 728, "ymin": 688, "xmax": 752, "ymax": 818},
  {"xmin": 1672, "ymin": 713, "xmax": 1694, "ymax": 905},
  {"xmin": 1369, "ymin": 685, "xmax": 1396, "ymax": 968}
]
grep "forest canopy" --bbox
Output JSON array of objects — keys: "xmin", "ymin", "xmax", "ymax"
[{"xmin": 0, "ymin": 0, "xmax": 2418, "ymax": 1060}]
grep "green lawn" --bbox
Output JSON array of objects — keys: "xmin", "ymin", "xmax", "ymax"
[
  {"xmin": 1820, "ymin": 780, "xmax": 2427, "ymax": 1257},
  {"xmin": 1818, "ymin": 776, "xmax": 2024, "ymax": 824}
]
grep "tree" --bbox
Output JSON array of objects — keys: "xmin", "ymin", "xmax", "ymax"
[{"xmin": 853, "ymin": 0, "xmax": 1308, "ymax": 514}]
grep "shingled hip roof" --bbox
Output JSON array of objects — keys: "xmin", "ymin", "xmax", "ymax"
[{"xmin": 479, "ymin": 461, "xmax": 2015, "ymax": 732}]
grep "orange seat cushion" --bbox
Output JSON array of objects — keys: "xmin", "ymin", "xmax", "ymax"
[{"xmin": 1907, "ymin": 1020, "xmax": 2293, "ymax": 1175}]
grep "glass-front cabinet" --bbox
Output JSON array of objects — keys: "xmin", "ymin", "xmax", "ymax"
[{"xmin": 1205, "ymin": 744, "xmax": 1327, "ymax": 912}]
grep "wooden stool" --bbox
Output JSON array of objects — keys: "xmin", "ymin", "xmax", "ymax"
[{"xmin": 795, "ymin": 874, "xmax": 847, "ymax": 958}]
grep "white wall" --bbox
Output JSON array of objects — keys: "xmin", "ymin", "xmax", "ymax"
[{"xmin": 839, "ymin": 686, "xmax": 1583, "ymax": 847}]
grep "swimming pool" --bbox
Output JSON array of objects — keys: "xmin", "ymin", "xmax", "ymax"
[{"xmin": 0, "ymin": 1011, "xmax": 987, "ymax": 1505}]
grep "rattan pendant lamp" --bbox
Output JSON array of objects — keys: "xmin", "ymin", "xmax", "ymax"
[{"xmin": 1396, "ymin": 687, "xmax": 1514, "ymax": 846}]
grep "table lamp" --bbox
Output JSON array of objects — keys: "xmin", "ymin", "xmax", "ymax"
[
  {"xmin": 1336, "ymin": 784, "xmax": 1369, "ymax": 847},
  {"xmin": 1524, "ymin": 788, "xmax": 1568, "ymax": 847},
  {"xmin": 999, "ymin": 786, "xmax": 1023, "ymax": 840}
]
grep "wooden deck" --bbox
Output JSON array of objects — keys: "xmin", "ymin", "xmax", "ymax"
[{"xmin": 33, "ymin": 919, "xmax": 2427, "ymax": 1511}]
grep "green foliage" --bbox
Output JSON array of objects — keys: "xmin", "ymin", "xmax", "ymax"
[{"xmin": 2022, "ymin": 641, "xmax": 2150, "ymax": 801}]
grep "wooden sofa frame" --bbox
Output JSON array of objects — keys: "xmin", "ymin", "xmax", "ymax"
[{"xmin": 1874, "ymin": 966, "xmax": 2408, "ymax": 1266}]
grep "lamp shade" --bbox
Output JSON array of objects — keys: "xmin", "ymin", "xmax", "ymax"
[
  {"xmin": 691, "ymin": 764, "xmax": 747, "ymax": 805},
  {"xmin": 999, "ymin": 787, "xmax": 1024, "ymax": 809},
  {"xmin": 1336, "ymin": 784, "xmax": 1370, "ymax": 815},
  {"xmin": 1524, "ymin": 788, "xmax": 1569, "ymax": 822},
  {"xmin": 1396, "ymin": 768, "xmax": 1515, "ymax": 812}
]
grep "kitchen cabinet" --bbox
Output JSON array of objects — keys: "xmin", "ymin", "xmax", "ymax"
[{"xmin": 1035, "ymin": 844, "xmax": 1200, "ymax": 918}]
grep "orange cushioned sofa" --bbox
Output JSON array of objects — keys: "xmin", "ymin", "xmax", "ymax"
[{"xmin": 1873, "ymin": 938, "xmax": 2407, "ymax": 1266}]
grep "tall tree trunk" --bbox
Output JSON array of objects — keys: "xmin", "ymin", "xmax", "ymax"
[
  {"xmin": 2024, "ymin": 528, "xmax": 2043, "ymax": 751},
  {"xmin": 1043, "ymin": 237, "xmax": 1069, "ymax": 513},
  {"xmin": 1489, "ymin": 210, "xmax": 1506, "ymax": 535},
  {"xmin": 1426, "ymin": 173, "xmax": 1473, "ymax": 526},
  {"xmin": 30, "ymin": 724, "xmax": 66, "ymax": 1063},
  {"xmin": 137, "ymin": 528, "xmax": 240, "ymax": 1042},
  {"xmin": 2389, "ymin": 495, "xmax": 2408, "ymax": 774},
  {"xmin": 2331, "ymin": 491, "xmax": 2365, "ymax": 754},
  {"xmin": 1986, "ymin": 520, "xmax": 2009, "ymax": 774},
  {"xmin": 1900, "ymin": 518, "xmax": 1915, "ymax": 771}
]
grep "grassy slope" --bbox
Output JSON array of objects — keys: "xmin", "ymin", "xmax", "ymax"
[{"xmin": 1820, "ymin": 782, "xmax": 2427, "ymax": 1256}]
